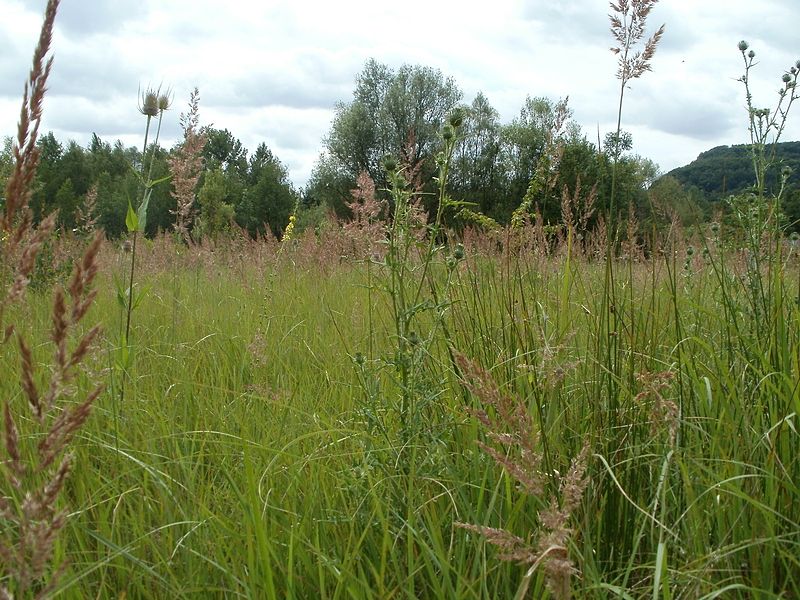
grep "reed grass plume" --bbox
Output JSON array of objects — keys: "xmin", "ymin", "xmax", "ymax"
[
  {"xmin": 169, "ymin": 87, "xmax": 207, "ymax": 241},
  {"xmin": 0, "ymin": 1, "xmax": 104, "ymax": 596},
  {"xmin": 609, "ymin": 0, "xmax": 665, "ymax": 86},
  {"xmin": 454, "ymin": 353, "xmax": 591, "ymax": 600}
]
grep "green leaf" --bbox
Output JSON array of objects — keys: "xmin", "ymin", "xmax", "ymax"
[
  {"xmin": 113, "ymin": 275, "xmax": 128, "ymax": 308},
  {"xmin": 149, "ymin": 174, "xmax": 172, "ymax": 187},
  {"xmin": 137, "ymin": 189, "xmax": 152, "ymax": 233},
  {"xmin": 125, "ymin": 200, "xmax": 139, "ymax": 232}
]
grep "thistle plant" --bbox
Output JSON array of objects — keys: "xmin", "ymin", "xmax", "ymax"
[
  {"xmin": 349, "ymin": 111, "xmax": 467, "ymax": 567},
  {"xmin": 725, "ymin": 43, "xmax": 800, "ymax": 352},
  {"xmin": 1, "ymin": 0, "xmax": 104, "ymax": 595},
  {"xmin": 117, "ymin": 85, "xmax": 172, "ymax": 405},
  {"xmin": 736, "ymin": 42, "xmax": 799, "ymax": 202}
]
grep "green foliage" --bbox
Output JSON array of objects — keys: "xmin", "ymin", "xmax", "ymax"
[
  {"xmin": 237, "ymin": 143, "xmax": 297, "ymax": 238},
  {"xmin": 196, "ymin": 167, "xmax": 235, "ymax": 240},
  {"xmin": 309, "ymin": 59, "xmax": 463, "ymax": 213},
  {"xmin": 664, "ymin": 142, "xmax": 800, "ymax": 230},
  {"xmin": 666, "ymin": 142, "xmax": 800, "ymax": 196}
]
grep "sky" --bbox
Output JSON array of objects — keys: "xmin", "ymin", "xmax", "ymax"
[{"xmin": 1, "ymin": 0, "xmax": 798, "ymax": 189}]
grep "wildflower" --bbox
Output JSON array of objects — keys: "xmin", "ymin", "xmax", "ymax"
[{"xmin": 282, "ymin": 213, "xmax": 297, "ymax": 242}]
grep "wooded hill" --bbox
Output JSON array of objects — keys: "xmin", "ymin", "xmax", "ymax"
[
  {"xmin": 665, "ymin": 141, "xmax": 800, "ymax": 197},
  {"xmin": 650, "ymin": 141, "xmax": 800, "ymax": 230}
]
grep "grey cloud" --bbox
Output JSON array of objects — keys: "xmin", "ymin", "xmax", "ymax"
[
  {"xmin": 48, "ymin": 38, "xmax": 137, "ymax": 101},
  {"xmin": 55, "ymin": 0, "xmax": 141, "ymax": 37},
  {"xmin": 629, "ymin": 92, "xmax": 736, "ymax": 141},
  {"xmin": 205, "ymin": 70, "xmax": 350, "ymax": 111},
  {"xmin": 521, "ymin": 3, "xmax": 609, "ymax": 45}
]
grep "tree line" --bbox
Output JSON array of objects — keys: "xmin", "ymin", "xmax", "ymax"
[
  {"xmin": 4, "ymin": 58, "xmax": 794, "ymax": 241},
  {"xmin": 0, "ymin": 127, "xmax": 298, "ymax": 240}
]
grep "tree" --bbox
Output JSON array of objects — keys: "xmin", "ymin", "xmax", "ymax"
[
  {"xmin": 647, "ymin": 175, "xmax": 705, "ymax": 228},
  {"xmin": 196, "ymin": 168, "xmax": 235, "ymax": 240},
  {"xmin": 451, "ymin": 92, "xmax": 503, "ymax": 217},
  {"xmin": 202, "ymin": 127, "xmax": 248, "ymax": 178},
  {"xmin": 54, "ymin": 178, "xmax": 78, "ymax": 230},
  {"xmin": 237, "ymin": 143, "xmax": 297, "ymax": 238},
  {"xmin": 311, "ymin": 59, "xmax": 463, "ymax": 213}
]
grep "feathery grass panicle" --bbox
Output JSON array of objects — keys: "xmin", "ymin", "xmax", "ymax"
[
  {"xmin": 455, "ymin": 352, "xmax": 545, "ymax": 495},
  {"xmin": 343, "ymin": 171, "xmax": 387, "ymax": 258},
  {"xmin": 0, "ymin": 1, "xmax": 105, "ymax": 596},
  {"xmin": 169, "ymin": 87, "xmax": 207, "ymax": 242},
  {"xmin": 455, "ymin": 352, "xmax": 591, "ymax": 600},
  {"xmin": 2, "ymin": 237, "xmax": 104, "ymax": 598},
  {"xmin": 609, "ymin": 0, "xmax": 665, "ymax": 85},
  {"xmin": 75, "ymin": 183, "xmax": 98, "ymax": 236},
  {"xmin": 1, "ymin": 0, "xmax": 59, "ymax": 240}
]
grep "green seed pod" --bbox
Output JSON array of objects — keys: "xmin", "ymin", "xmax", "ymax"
[
  {"xmin": 748, "ymin": 50, "xmax": 756, "ymax": 59},
  {"xmin": 738, "ymin": 40, "xmax": 749, "ymax": 52},
  {"xmin": 381, "ymin": 154, "xmax": 398, "ymax": 173},
  {"xmin": 453, "ymin": 243, "xmax": 465, "ymax": 261},
  {"xmin": 442, "ymin": 124, "xmax": 455, "ymax": 141},
  {"xmin": 448, "ymin": 108, "xmax": 466, "ymax": 129},
  {"xmin": 783, "ymin": 73, "xmax": 792, "ymax": 83}
]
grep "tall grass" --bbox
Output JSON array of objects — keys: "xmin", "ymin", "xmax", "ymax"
[{"xmin": 0, "ymin": 217, "xmax": 794, "ymax": 598}]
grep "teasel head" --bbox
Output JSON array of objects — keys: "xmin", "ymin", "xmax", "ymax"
[
  {"xmin": 158, "ymin": 87, "xmax": 173, "ymax": 113},
  {"xmin": 139, "ymin": 87, "xmax": 159, "ymax": 118}
]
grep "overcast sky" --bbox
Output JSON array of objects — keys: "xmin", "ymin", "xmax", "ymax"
[{"xmin": 1, "ymin": 0, "xmax": 798, "ymax": 189}]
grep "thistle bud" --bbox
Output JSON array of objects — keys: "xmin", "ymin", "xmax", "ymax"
[
  {"xmin": 738, "ymin": 40, "xmax": 749, "ymax": 52},
  {"xmin": 381, "ymin": 154, "xmax": 397, "ymax": 173},
  {"xmin": 441, "ymin": 124, "xmax": 455, "ymax": 141},
  {"xmin": 447, "ymin": 108, "xmax": 466, "ymax": 129},
  {"xmin": 783, "ymin": 73, "xmax": 792, "ymax": 83},
  {"xmin": 748, "ymin": 50, "xmax": 755, "ymax": 59},
  {"xmin": 453, "ymin": 243, "xmax": 465, "ymax": 261}
]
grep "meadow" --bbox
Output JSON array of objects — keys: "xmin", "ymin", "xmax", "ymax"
[
  {"xmin": 2, "ymin": 219, "xmax": 798, "ymax": 598},
  {"xmin": 2, "ymin": 0, "xmax": 800, "ymax": 598}
]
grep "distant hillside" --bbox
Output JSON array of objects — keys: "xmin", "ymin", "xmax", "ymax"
[{"xmin": 665, "ymin": 141, "xmax": 800, "ymax": 197}]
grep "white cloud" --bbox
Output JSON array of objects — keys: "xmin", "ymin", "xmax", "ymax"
[{"xmin": 1, "ymin": 0, "xmax": 798, "ymax": 187}]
